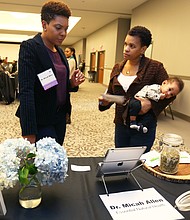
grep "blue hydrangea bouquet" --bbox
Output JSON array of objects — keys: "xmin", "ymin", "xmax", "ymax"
[{"xmin": 0, "ymin": 137, "xmax": 68, "ymax": 190}]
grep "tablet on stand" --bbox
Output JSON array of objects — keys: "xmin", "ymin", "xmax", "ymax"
[{"xmin": 96, "ymin": 146, "xmax": 147, "ymax": 196}]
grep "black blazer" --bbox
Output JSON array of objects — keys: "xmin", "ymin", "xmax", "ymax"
[{"xmin": 16, "ymin": 33, "xmax": 78, "ymax": 136}]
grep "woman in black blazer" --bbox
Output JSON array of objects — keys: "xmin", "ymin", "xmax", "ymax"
[{"xmin": 16, "ymin": 1, "xmax": 85, "ymax": 145}]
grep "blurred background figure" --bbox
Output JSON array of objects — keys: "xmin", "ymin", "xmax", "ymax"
[
  {"xmin": 64, "ymin": 47, "xmax": 77, "ymax": 76},
  {"xmin": 11, "ymin": 60, "xmax": 18, "ymax": 74},
  {"xmin": 0, "ymin": 58, "xmax": 4, "ymax": 72},
  {"xmin": 1, "ymin": 57, "xmax": 11, "ymax": 72},
  {"xmin": 1, "ymin": 57, "xmax": 11, "ymax": 73},
  {"xmin": 79, "ymin": 59, "xmax": 85, "ymax": 74}
]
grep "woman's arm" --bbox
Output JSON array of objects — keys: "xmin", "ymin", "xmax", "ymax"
[
  {"xmin": 147, "ymin": 61, "xmax": 175, "ymax": 116},
  {"xmin": 19, "ymin": 40, "xmax": 38, "ymax": 138},
  {"xmin": 98, "ymin": 64, "xmax": 119, "ymax": 111},
  {"xmin": 135, "ymin": 97, "xmax": 152, "ymax": 115}
]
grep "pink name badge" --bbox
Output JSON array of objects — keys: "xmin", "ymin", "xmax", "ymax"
[{"xmin": 37, "ymin": 68, "xmax": 58, "ymax": 90}]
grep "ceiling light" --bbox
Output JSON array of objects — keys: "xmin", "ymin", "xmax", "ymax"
[
  {"xmin": 0, "ymin": 10, "xmax": 81, "ymax": 34},
  {"xmin": 0, "ymin": 11, "xmax": 41, "ymax": 32},
  {"xmin": 0, "ymin": 33, "xmax": 34, "ymax": 42}
]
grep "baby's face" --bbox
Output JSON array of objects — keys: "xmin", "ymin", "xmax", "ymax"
[{"xmin": 161, "ymin": 81, "xmax": 180, "ymax": 99}]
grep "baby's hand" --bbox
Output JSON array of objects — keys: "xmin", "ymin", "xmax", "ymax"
[{"xmin": 160, "ymin": 93, "xmax": 166, "ymax": 100}]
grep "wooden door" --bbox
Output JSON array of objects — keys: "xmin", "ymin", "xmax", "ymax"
[
  {"xmin": 90, "ymin": 52, "xmax": 96, "ymax": 71},
  {"xmin": 97, "ymin": 51, "xmax": 105, "ymax": 84}
]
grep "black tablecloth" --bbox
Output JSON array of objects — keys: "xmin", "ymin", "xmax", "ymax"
[{"xmin": 1, "ymin": 157, "xmax": 190, "ymax": 220}]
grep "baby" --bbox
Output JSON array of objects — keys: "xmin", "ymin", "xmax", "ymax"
[{"xmin": 129, "ymin": 76, "xmax": 184, "ymax": 133}]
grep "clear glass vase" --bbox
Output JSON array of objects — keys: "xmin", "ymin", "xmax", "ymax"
[{"xmin": 19, "ymin": 175, "xmax": 42, "ymax": 209}]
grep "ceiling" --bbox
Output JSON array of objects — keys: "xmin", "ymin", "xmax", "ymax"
[{"xmin": 0, "ymin": 0, "xmax": 148, "ymax": 45}]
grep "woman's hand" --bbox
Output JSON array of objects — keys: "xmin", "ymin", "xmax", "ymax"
[
  {"xmin": 135, "ymin": 97, "xmax": 152, "ymax": 114},
  {"xmin": 70, "ymin": 69, "xmax": 85, "ymax": 87},
  {"xmin": 98, "ymin": 95, "xmax": 110, "ymax": 106},
  {"xmin": 23, "ymin": 135, "xmax": 36, "ymax": 144}
]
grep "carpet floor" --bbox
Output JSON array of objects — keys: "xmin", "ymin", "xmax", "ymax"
[{"xmin": 0, "ymin": 81, "xmax": 162, "ymax": 157}]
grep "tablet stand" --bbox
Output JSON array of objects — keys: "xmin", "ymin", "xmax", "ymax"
[{"xmin": 99, "ymin": 159, "xmax": 145, "ymax": 196}]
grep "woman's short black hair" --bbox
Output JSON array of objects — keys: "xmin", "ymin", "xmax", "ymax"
[
  {"xmin": 128, "ymin": 26, "xmax": 152, "ymax": 47},
  {"xmin": 41, "ymin": 1, "xmax": 71, "ymax": 23}
]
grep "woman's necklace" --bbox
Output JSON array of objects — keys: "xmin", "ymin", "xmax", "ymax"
[
  {"xmin": 126, "ymin": 70, "xmax": 130, "ymax": 75},
  {"xmin": 123, "ymin": 68, "xmax": 136, "ymax": 76},
  {"xmin": 123, "ymin": 62, "xmax": 139, "ymax": 76}
]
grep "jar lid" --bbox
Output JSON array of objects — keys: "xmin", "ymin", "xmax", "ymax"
[{"xmin": 162, "ymin": 133, "xmax": 183, "ymax": 146}]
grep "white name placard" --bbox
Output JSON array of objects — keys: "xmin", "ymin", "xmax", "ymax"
[
  {"xmin": 99, "ymin": 187, "xmax": 184, "ymax": 220},
  {"xmin": 37, "ymin": 68, "xmax": 58, "ymax": 90},
  {"xmin": 0, "ymin": 191, "xmax": 6, "ymax": 216}
]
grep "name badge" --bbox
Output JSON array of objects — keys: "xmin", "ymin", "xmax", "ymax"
[{"xmin": 37, "ymin": 68, "xmax": 58, "ymax": 90}]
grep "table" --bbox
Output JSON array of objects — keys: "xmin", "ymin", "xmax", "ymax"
[{"xmin": 1, "ymin": 157, "xmax": 190, "ymax": 220}]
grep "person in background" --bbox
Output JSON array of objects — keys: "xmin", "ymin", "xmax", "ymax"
[
  {"xmin": 0, "ymin": 59, "xmax": 4, "ymax": 72},
  {"xmin": 1, "ymin": 57, "xmax": 10, "ymax": 72},
  {"xmin": 79, "ymin": 59, "xmax": 85, "ymax": 73},
  {"xmin": 11, "ymin": 60, "xmax": 18, "ymax": 74},
  {"xmin": 64, "ymin": 47, "xmax": 78, "ymax": 123},
  {"xmin": 64, "ymin": 47, "xmax": 77, "ymax": 76},
  {"xmin": 16, "ymin": 0, "xmax": 85, "ymax": 145},
  {"xmin": 129, "ymin": 77, "xmax": 184, "ymax": 133},
  {"xmin": 99, "ymin": 26, "xmax": 176, "ymax": 153}
]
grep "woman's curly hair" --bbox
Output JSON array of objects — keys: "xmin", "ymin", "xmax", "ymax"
[
  {"xmin": 41, "ymin": 1, "xmax": 71, "ymax": 23},
  {"xmin": 128, "ymin": 26, "xmax": 152, "ymax": 48}
]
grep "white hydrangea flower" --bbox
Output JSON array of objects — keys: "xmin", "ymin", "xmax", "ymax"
[
  {"xmin": 0, "ymin": 138, "xmax": 36, "ymax": 189},
  {"xmin": 35, "ymin": 137, "xmax": 68, "ymax": 186},
  {"xmin": 0, "ymin": 137, "xmax": 68, "ymax": 190}
]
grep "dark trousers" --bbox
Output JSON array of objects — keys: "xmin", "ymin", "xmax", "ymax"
[
  {"xmin": 36, "ymin": 109, "xmax": 67, "ymax": 146},
  {"xmin": 115, "ymin": 117, "xmax": 157, "ymax": 153}
]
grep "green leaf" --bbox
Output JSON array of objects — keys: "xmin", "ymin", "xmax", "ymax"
[
  {"xmin": 28, "ymin": 164, "xmax": 38, "ymax": 175},
  {"xmin": 27, "ymin": 153, "xmax": 36, "ymax": 159},
  {"xmin": 19, "ymin": 167, "xmax": 29, "ymax": 185}
]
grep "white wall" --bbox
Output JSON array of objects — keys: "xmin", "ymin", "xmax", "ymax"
[
  {"xmin": 84, "ymin": 19, "xmax": 129, "ymax": 85},
  {"xmin": 0, "ymin": 43, "xmax": 20, "ymax": 62},
  {"xmin": 172, "ymin": 79, "xmax": 190, "ymax": 116},
  {"xmin": 131, "ymin": 0, "xmax": 190, "ymax": 118},
  {"xmin": 131, "ymin": 0, "xmax": 190, "ymax": 76},
  {"xmin": 85, "ymin": 20, "xmax": 118, "ymax": 84}
]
